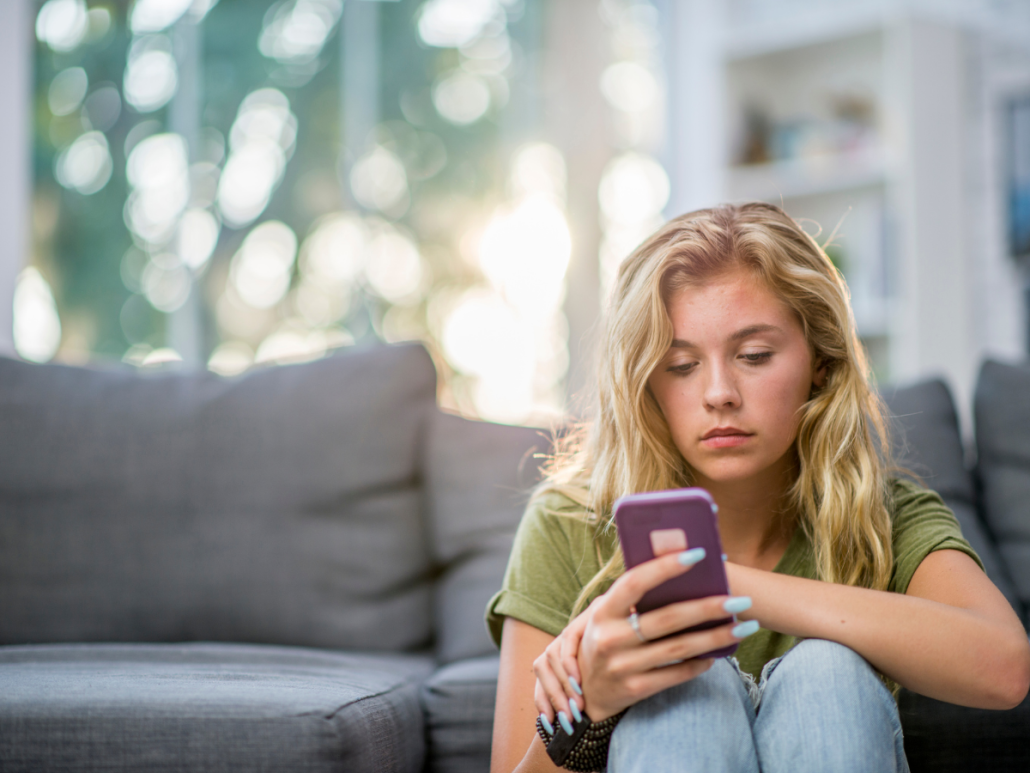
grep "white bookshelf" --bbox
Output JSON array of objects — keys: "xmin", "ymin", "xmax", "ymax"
[
  {"xmin": 723, "ymin": 24, "xmax": 894, "ymax": 375},
  {"xmin": 662, "ymin": 2, "xmax": 1011, "ymax": 401}
]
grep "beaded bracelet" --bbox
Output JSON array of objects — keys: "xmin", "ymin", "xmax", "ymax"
[{"xmin": 535, "ymin": 709, "xmax": 627, "ymax": 772}]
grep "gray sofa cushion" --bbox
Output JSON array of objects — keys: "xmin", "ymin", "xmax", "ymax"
[
  {"xmin": 882, "ymin": 378, "xmax": 1022, "ymax": 618},
  {"xmin": 424, "ymin": 412, "xmax": 548, "ymax": 663},
  {"xmin": 0, "ymin": 642, "xmax": 433, "ymax": 773},
  {"xmin": 975, "ymin": 359, "xmax": 1030, "ymax": 617},
  {"xmin": 420, "ymin": 655, "xmax": 499, "ymax": 773},
  {"xmin": 0, "ymin": 343, "xmax": 437, "ymax": 650},
  {"xmin": 899, "ymin": 686, "xmax": 1030, "ymax": 772}
]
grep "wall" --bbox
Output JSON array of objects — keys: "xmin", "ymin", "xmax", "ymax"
[{"xmin": 0, "ymin": 0, "xmax": 30, "ymax": 356}]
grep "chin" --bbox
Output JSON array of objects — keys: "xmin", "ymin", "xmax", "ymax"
[{"xmin": 692, "ymin": 464, "xmax": 765, "ymax": 486}]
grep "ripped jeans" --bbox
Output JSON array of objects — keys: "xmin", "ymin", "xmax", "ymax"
[{"xmin": 607, "ymin": 639, "xmax": 910, "ymax": 773}]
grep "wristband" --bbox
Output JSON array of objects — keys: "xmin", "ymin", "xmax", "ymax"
[{"xmin": 535, "ymin": 708, "xmax": 627, "ymax": 772}]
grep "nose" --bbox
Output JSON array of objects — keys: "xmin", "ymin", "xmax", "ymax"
[{"xmin": 703, "ymin": 360, "xmax": 741, "ymax": 410}]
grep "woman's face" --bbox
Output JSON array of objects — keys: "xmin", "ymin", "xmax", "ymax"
[{"xmin": 647, "ymin": 268, "xmax": 826, "ymax": 489}]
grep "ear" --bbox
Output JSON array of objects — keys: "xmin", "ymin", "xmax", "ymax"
[{"xmin": 812, "ymin": 358, "xmax": 829, "ymax": 390}]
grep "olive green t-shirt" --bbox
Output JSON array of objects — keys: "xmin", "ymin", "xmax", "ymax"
[{"xmin": 486, "ymin": 478, "xmax": 984, "ymax": 682}]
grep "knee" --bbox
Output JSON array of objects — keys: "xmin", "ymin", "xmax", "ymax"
[
  {"xmin": 767, "ymin": 639, "xmax": 888, "ymax": 701},
  {"xmin": 775, "ymin": 639, "xmax": 874, "ymax": 679}
]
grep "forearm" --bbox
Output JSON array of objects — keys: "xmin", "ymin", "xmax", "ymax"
[{"xmin": 729, "ymin": 563, "xmax": 1029, "ymax": 708}]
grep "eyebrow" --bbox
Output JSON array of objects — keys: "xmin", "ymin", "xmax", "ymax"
[{"xmin": 670, "ymin": 324, "xmax": 783, "ymax": 349}]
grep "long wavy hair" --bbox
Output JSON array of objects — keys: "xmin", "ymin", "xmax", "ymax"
[{"xmin": 538, "ymin": 202, "xmax": 894, "ymax": 615}]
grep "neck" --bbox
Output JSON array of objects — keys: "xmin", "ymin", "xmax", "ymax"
[{"xmin": 697, "ymin": 460, "xmax": 797, "ymax": 570}]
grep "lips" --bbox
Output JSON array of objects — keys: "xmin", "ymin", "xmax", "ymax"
[{"xmin": 701, "ymin": 427, "xmax": 753, "ymax": 448}]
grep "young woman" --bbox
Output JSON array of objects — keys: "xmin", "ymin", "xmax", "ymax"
[{"xmin": 486, "ymin": 203, "xmax": 1030, "ymax": 773}]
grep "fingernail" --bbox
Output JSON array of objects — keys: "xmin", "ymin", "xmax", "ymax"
[
  {"xmin": 539, "ymin": 713, "xmax": 554, "ymax": 736},
  {"xmin": 732, "ymin": 620, "xmax": 760, "ymax": 638},
  {"xmin": 721, "ymin": 553, "xmax": 728, "ymax": 561},
  {"xmin": 723, "ymin": 596, "xmax": 752, "ymax": 614},
  {"xmin": 570, "ymin": 700, "xmax": 582, "ymax": 723},
  {"xmin": 678, "ymin": 547, "xmax": 706, "ymax": 565},
  {"xmin": 558, "ymin": 711, "xmax": 573, "ymax": 735},
  {"xmin": 569, "ymin": 676, "xmax": 583, "ymax": 695}
]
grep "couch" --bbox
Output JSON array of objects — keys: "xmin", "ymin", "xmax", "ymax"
[{"xmin": 0, "ymin": 342, "xmax": 1027, "ymax": 772}]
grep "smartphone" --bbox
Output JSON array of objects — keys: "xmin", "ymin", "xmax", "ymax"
[{"xmin": 613, "ymin": 487, "xmax": 738, "ymax": 659}]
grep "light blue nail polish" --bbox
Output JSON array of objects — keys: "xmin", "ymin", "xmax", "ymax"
[
  {"xmin": 570, "ymin": 700, "xmax": 582, "ymax": 723},
  {"xmin": 569, "ymin": 676, "xmax": 583, "ymax": 696},
  {"xmin": 558, "ymin": 711, "xmax": 573, "ymax": 736},
  {"xmin": 678, "ymin": 547, "xmax": 706, "ymax": 565},
  {"xmin": 539, "ymin": 713, "xmax": 554, "ymax": 736},
  {"xmin": 723, "ymin": 596, "xmax": 752, "ymax": 614},
  {"xmin": 721, "ymin": 553, "xmax": 728, "ymax": 561},
  {"xmin": 732, "ymin": 620, "xmax": 760, "ymax": 638},
  {"xmin": 712, "ymin": 504, "xmax": 719, "ymax": 513}
]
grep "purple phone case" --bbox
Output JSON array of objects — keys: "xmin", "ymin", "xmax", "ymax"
[{"xmin": 613, "ymin": 488, "xmax": 738, "ymax": 659}]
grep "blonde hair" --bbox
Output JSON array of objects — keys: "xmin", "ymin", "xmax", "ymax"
[{"xmin": 538, "ymin": 202, "xmax": 894, "ymax": 615}]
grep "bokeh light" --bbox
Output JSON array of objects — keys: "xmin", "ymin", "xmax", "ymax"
[
  {"xmin": 13, "ymin": 268, "xmax": 62, "ymax": 363},
  {"xmin": 125, "ymin": 132, "xmax": 190, "ymax": 245},
  {"xmin": 259, "ymin": 0, "xmax": 343, "ymax": 65},
  {"xmin": 141, "ymin": 254, "xmax": 191, "ymax": 312},
  {"xmin": 600, "ymin": 61, "xmax": 659, "ymax": 113},
  {"xmin": 48, "ymin": 67, "xmax": 88, "ymax": 117},
  {"xmin": 36, "ymin": 0, "xmax": 89, "ymax": 53},
  {"xmin": 255, "ymin": 324, "xmax": 329, "ymax": 365},
  {"xmin": 350, "ymin": 146, "xmax": 410, "ymax": 216},
  {"xmin": 229, "ymin": 220, "xmax": 298, "ymax": 309},
  {"xmin": 459, "ymin": 30, "xmax": 512, "ymax": 76},
  {"xmin": 300, "ymin": 212, "xmax": 367, "ymax": 286},
  {"xmin": 598, "ymin": 151, "xmax": 670, "ymax": 226},
  {"xmin": 417, "ymin": 0, "xmax": 502, "ymax": 49},
  {"xmin": 55, "ymin": 131, "xmax": 113, "ymax": 195},
  {"xmin": 129, "ymin": 0, "xmax": 194, "ymax": 34},
  {"xmin": 141, "ymin": 347, "xmax": 183, "ymax": 367},
  {"xmin": 439, "ymin": 141, "xmax": 573, "ymax": 423},
  {"xmin": 124, "ymin": 36, "xmax": 179, "ymax": 113},
  {"xmin": 365, "ymin": 231, "xmax": 425, "ymax": 303},
  {"xmin": 478, "ymin": 194, "xmax": 571, "ymax": 315},
  {"xmin": 510, "ymin": 142, "xmax": 566, "ymax": 200},
  {"xmin": 176, "ymin": 209, "xmax": 221, "ymax": 270},
  {"xmin": 207, "ymin": 341, "xmax": 254, "ymax": 376},
  {"xmin": 218, "ymin": 89, "xmax": 297, "ymax": 228},
  {"xmin": 433, "ymin": 71, "xmax": 491, "ymax": 125}
]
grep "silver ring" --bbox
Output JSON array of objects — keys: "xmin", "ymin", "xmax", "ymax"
[{"xmin": 628, "ymin": 610, "xmax": 648, "ymax": 643}]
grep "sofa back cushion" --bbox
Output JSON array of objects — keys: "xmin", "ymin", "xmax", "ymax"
[
  {"xmin": 424, "ymin": 412, "xmax": 548, "ymax": 663},
  {"xmin": 975, "ymin": 359, "xmax": 1030, "ymax": 621},
  {"xmin": 0, "ymin": 343, "xmax": 437, "ymax": 650},
  {"xmin": 883, "ymin": 378, "xmax": 1023, "ymax": 619}
]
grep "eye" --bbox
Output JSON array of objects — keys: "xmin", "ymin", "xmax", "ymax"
[
  {"xmin": 740, "ymin": 352, "xmax": 773, "ymax": 364},
  {"xmin": 666, "ymin": 362, "xmax": 696, "ymax": 375}
]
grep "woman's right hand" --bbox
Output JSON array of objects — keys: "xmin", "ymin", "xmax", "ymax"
[{"xmin": 534, "ymin": 550, "xmax": 758, "ymax": 725}]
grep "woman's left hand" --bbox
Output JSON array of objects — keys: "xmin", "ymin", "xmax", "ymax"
[{"xmin": 532, "ymin": 598, "xmax": 600, "ymax": 726}]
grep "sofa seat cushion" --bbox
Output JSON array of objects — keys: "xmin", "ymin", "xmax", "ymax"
[
  {"xmin": 0, "ymin": 642, "xmax": 434, "ymax": 773},
  {"xmin": 899, "ymin": 686, "xmax": 1030, "ymax": 772},
  {"xmin": 420, "ymin": 655, "xmax": 498, "ymax": 773},
  {"xmin": 976, "ymin": 360, "xmax": 1030, "ymax": 619}
]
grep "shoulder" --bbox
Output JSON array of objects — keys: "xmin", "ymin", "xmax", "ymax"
[
  {"xmin": 885, "ymin": 476, "xmax": 984, "ymax": 592},
  {"xmin": 887, "ymin": 476, "xmax": 949, "ymax": 516},
  {"xmin": 517, "ymin": 488, "xmax": 599, "ymax": 544}
]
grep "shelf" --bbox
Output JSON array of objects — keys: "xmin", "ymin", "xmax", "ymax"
[
  {"xmin": 723, "ymin": 7, "xmax": 884, "ymax": 63},
  {"xmin": 725, "ymin": 147, "xmax": 887, "ymax": 202}
]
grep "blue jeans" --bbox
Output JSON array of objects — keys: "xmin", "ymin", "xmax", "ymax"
[{"xmin": 608, "ymin": 639, "xmax": 910, "ymax": 772}]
